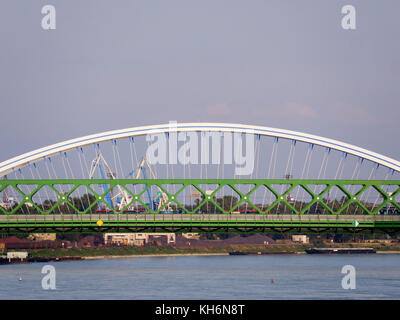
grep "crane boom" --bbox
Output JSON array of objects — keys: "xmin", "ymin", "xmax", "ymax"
[
  {"xmin": 89, "ymin": 154, "xmax": 171, "ymax": 213},
  {"xmin": 135, "ymin": 157, "xmax": 171, "ymax": 212},
  {"xmin": 89, "ymin": 152, "xmax": 132, "ymax": 210}
]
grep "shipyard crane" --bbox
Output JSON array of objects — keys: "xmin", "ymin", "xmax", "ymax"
[
  {"xmin": 134, "ymin": 157, "xmax": 171, "ymax": 212},
  {"xmin": 89, "ymin": 154, "xmax": 171, "ymax": 213},
  {"xmin": 89, "ymin": 152, "xmax": 132, "ymax": 211}
]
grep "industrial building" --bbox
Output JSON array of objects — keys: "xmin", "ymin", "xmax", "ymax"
[
  {"xmin": 28, "ymin": 233, "xmax": 57, "ymax": 241},
  {"xmin": 104, "ymin": 233, "xmax": 176, "ymax": 246},
  {"xmin": 292, "ymin": 235, "xmax": 310, "ymax": 244}
]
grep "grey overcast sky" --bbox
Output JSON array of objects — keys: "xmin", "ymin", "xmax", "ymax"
[{"xmin": 0, "ymin": 0, "xmax": 399, "ymax": 162}]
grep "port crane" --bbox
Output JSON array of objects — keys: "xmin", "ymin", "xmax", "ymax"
[
  {"xmin": 89, "ymin": 153, "xmax": 171, "ymax": 212},
  {"xmin": 89, "ymin": 152, "xmax": 132, "ymax": 211},
  {"xmin": 134, "ymin": 157, "xmax": 171, "ymax": 212}
]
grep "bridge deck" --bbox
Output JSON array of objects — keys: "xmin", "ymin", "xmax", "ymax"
[
  {"xmin": 1, "ymin": 214, "xmax": 400, "ymax": 222},
  {"xmin": 0, "ymin": 214, "xmax": 399, "ymax": 233}
]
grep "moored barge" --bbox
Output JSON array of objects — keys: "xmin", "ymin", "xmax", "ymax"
[
  {"xmin": 305, "ymin": 248, "xmax": 376, "ymax": 254},
  {"xmin": 229, "ymin": 251, "xmax": 297, "ymax": 255}
]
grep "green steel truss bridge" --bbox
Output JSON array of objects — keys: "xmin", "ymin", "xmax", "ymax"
[{"xmin": 0, "ymin": 123, "xmax": 399, "ymax": 233}]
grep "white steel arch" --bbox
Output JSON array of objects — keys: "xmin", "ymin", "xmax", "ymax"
[{"xmin": 1, "ymin": 122, "xmax": 399, "ymax": 177}]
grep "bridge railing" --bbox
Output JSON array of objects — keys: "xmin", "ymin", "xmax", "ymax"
[{"xmin": 1, "ymin": 214, "xmax": 400, "ymax": 232}]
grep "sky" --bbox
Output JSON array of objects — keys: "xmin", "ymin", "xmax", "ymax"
[{"xmin": 0, "ymin": 0, "xmax": 399, "ymax": 163}]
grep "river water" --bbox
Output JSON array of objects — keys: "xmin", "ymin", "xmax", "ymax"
[{"xmin": 0, "ymin": 254, "xmax": 399, "ymax": 299}]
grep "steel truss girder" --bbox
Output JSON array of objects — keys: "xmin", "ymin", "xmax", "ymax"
[
  {"xmin": 0, "ymin": 179, "xmax": 399, "ymax": 215},
  {"xmin": 0, "ymin": 179, "xmax": 399, "ymax": 233}
]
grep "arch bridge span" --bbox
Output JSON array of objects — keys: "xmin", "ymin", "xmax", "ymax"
[
  {"xmin": 1, "ymin": 122, "xmax": 400, "ymax": 176},
  {"xmin": 0, "ymin": 123, "xmax": 400, "ymax": 233}
]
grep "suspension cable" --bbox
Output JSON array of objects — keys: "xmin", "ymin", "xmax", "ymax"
[
  {"xmin": 293, "ymin": 143, "xmax": 312, "ymax": 211},
  {"xmin": 34, "ymin": 162, "xmax": 51, "ymax": 211},
  {"xmin": 9, "ymin": 169, "xmax": 26, "ymax": 214},
  {"xmin": 65, "ymin": 152, "xmax": 85, "ymax": 211},
  {"xmin": 262, "ymin": 137, "xmax": 278, "ymax": 212},
  {"xmin": 345, "ymin": 157, "xmax": 364, "ymax": 214},
  {"xmin": 251, "ymin": 135, "xmax": 261, "ymax": 210},
  {"xmin": 356, "ymin": 163, "xmax": 379, "ymax": 214}
]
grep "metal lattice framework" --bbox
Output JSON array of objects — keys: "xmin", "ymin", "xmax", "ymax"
[{"xmin": 0, "ymin": 179, "xmax": 399, "ymax": 215}]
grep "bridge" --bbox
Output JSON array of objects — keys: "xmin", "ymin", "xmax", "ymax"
[{"xmin": 0, "ymin": 123, "xmax": 399, "ymax": 233}]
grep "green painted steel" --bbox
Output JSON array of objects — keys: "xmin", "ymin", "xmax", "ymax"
[
  {"xmin": 0, "ymin": 179, "xmax": 399, "ymax": 232},
  {"xmin": 0, "ymin": 179, "xmax": 399, "ymax": 215},
  {"xmin": 1, "ymin": 216, "xmax": 400, "ymax": 234}
]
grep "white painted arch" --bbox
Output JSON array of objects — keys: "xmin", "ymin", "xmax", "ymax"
[{"xmin": 0, "ymin": 122, "xmax": 399, "ymax": 177}]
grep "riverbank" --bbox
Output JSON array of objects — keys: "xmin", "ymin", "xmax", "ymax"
[
  {"xmin": 5, "ymin": 242, "xmax": 399, "ymax": 262},
  {"xmin": 376, "ymin": 251, "xmax": 400, "ymax": 254},
  {"xmin": 3, "ymin": 248, "xmax": 398, "ymax": 265},
  {"xmin": 83, "ymin": 253, "xmax": 230, "ymax": 260},
  {"xmin": 24, "ymin": 245, "xmax": 307, "ymax": 259}
]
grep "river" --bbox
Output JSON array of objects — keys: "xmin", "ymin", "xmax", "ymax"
[{"xmin": 1, "ymin": 254, "xmax": 399, "ymax": 299}]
